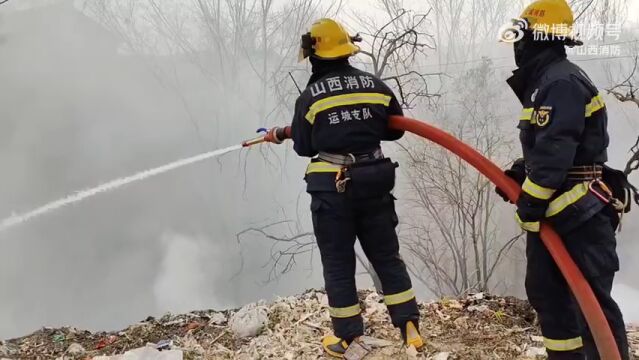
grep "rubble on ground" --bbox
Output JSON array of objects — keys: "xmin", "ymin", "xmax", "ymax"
[{"xmin": 2, "ymin": 290, "xmax": 638, "ymax": 359}]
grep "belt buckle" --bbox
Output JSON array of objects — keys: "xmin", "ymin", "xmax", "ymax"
[{"xmin": 346, "ymin": 153, "xmax": 357, "ymax": 165}]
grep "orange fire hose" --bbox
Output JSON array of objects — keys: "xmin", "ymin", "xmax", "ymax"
[{"xmin": 388, "ymin": 115, "xmax": 621, "ymax": 359}]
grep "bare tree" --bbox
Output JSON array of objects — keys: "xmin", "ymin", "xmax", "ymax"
[
  {"xmin": 607, "ymin": 52, "xmax": 639, "ymax": 175},
  {"xmin": 84, "ymin": 0, "xmax": 342, "ymax": 190},
  {"xmin": 423, "ymin": 0, "xmax": 522, "ymax": 68},
  {"xmin": 349, "ymin": 1, "xmax": 442, "ymax": 109},
  {"xmin": 608, "ymin": 56, "xmax": 639, "ymax": 108},
  {"xmin": 235, "ymin": 214, "xmax": 382, "ymax": 289},
  {"xmin": 398, "ymin": 59, "xmax": 523, "ymax": 298},
  {"xmin": 236, "ymin": 220, "xmax": 316, "ymax": 283},
  {"xmin": 400, "ymin": 144, "xmax": 524, "ymax": 297},
  {"xmin": 570, "ymin": 0, "xmax": 629, "ymax": 27},
  {"xmin": 84, "ymin": 0, "xmax": 331, "ymax": 124}
]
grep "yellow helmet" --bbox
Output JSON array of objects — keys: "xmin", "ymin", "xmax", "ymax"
[
  {"xmin": 299, "ymin": 18, "xmax": 360, "ymax": 61},
  {"xmin": 520, "ymin": 0, "xmax": 575, "ymax": 38}
]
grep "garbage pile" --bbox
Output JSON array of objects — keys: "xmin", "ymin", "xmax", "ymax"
[{"xmin": 2, "ymin": 290, "xmax": 638, "ymax": 359}]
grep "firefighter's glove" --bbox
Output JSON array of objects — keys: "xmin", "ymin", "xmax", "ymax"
[
  {"xmin": 515, "ymin": 192, "xmax": 548, "ymax": 233},
  {"xmin": 263, "ymin": 126, "xmax": 291, "ymax": 144},
  {"xmin": 496, "ymin": 158, "xmax": 526, "ymax": 203}
]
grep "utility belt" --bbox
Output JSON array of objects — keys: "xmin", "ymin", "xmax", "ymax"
[
  {"xmin": 542, "ymin": 165, "xmax": 639, "ymax": 234},
  {"xmin": 525, "ymin": 165, "xmax": 603, "ymax": 182},
  {"xmin": 566, "ymin": 165, "xmax": 603, "ymax": 181},
  {"xmin": 523, "ymin": 164, "xmax": 628, "ymax": 212},
  {"xmin": 313, "ymin": 148, "xmax": 398, "ymax": 198},
  {"xmin": 318, "ymin": 148, "xmax": 385, "ymax": 166},
  {"xmin": 568, "ymin": 165, "xmax": 638, "ymax": 214},
  {"xmin": 552, "ymin": 164, "xmax": 637, "ymax": 214}
]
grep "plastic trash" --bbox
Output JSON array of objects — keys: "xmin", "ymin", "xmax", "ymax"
[
  {"xmin": 343, "ymin": 339, "xmax": 371, "ymax": 360},
  {"xmin": 359, "ymin": 336, "xmax": 393, "ymax": 348},
  {"xmin": 66, "ymin": 342, "xmax": 85, "ymax": 355},
  {"xmin": 95, "ymin": 335, "xmax": 118, "ymax": 350},
  {"xmin": 208, "ymin": 313, "xmax": 226, "ymax": 326},
  {"xmin": 156, "ymin": 339, "xmax": 172, "ymax": 351},
  {"xmin": 432, "ymin": 352, "xmax": 451, "ymax": 360},
  {"xmin": 93, "ymin": 347, "xmax": 183, "ymax": 360},
  {"xmin": 229, "ymin": 304, "xmax": 268, "ymax": 338},
  {"xmin": 52, "ymin": 334, "xmax": 65, "ymax": 343},
  {"xmin": 183, "ymin": 321, "xmax": 204, "ymax": 333}
]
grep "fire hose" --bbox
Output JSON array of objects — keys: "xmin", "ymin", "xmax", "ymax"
[
  {"xmin": 388, "ymin": 115, "xmax": 621, "ymax": 360},
  {"xmin": 242, "ymin": 116, "xmax": 621, "ymax": 359}
]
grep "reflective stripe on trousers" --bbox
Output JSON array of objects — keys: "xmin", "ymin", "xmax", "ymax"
[
  {"xmin": 329, "ymin": 304, "xmax": 361, "ymax": 318},
  {"xmin": 544, "ymin": 336, "xmax": 584, "ymax": 352}
]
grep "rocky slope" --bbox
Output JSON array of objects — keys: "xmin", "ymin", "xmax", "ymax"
[{"xmin": 2, "ymin": 290, "xmax": 638, "ymax": 359}]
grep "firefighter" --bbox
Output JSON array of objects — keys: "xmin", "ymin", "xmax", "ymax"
[
  {"xmin": 265, "ymin": 18, "xmax": 422, "ymax": 358},
  {"xmin": 497, "ymin": 0, "xmax": 629, "ymax": 358}
]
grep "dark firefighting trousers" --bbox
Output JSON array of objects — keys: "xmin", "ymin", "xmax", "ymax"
[
  {"xmin": 310, "ymin": 191, "xmax": 419, "ymax": 340},
  {"xmin": 525, "ymin": 211, "xmax": 629, "ymax": 360}
]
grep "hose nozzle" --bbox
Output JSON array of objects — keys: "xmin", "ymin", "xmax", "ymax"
[
  {"xmin": 242, "ymin": 135, "xmax": 267, "ymax": 147},
  {"xmin": 241, "ymin": 128, "xmax": 268, "ymax": 147},
  {"xmin": 241, "ymin": 126, "xmax": 291, "ymax": 147}
]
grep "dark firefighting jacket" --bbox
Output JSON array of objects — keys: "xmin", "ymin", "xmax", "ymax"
[
  {"xmin": 291, "ymin": 63, "xmax": 404, "ymax": 192},
  {"xmin": 507, "ymin": 45, "xmax": 610, "ymax": 233}
]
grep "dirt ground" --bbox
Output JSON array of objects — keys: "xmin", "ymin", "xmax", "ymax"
[{"xmin": 2, "ymin": 290, "xmax": 638, "ymax": 360}]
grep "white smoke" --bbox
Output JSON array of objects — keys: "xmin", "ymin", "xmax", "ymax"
[
  {"xmin": 612, "ymin": 283, "xmax": 639, "ymax": 325},
  {"xmin": 153, "ymin": 232, "xmax": 231, "ymax": 314}
]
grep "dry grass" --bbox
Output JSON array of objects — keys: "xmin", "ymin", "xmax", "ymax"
[{"xmin": 2, "ymin": 290, "xmax": 638, "ymax": 360}]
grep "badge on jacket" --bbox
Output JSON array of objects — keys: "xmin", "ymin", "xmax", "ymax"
[{"xmin": 534, "ymin": 106, "xmax": 552, "ymax": 127}]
